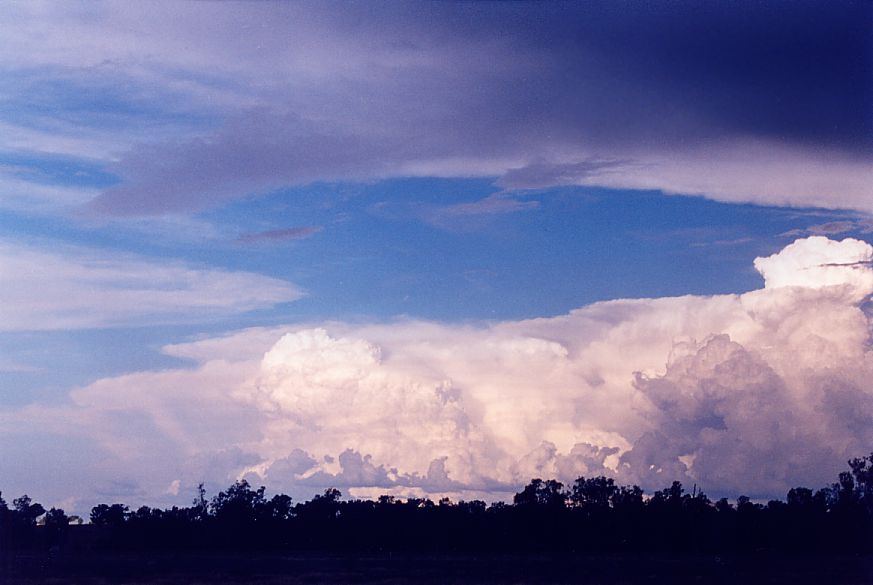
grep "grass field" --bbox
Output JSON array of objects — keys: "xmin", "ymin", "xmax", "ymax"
[{"xmin": 4, "ymin": 552, "xmax": 873, "ymax": 585}]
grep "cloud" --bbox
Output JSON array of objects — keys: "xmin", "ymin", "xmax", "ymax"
[
  {"xmin": 497, "ymin": 159, "xmax": 628, "ymax": 191},
  {"xmin": 0, "ymin": 240, "xmax": 303, "ymax": 331},
  {"xmin": 94, "ymin": 479, "xmax": 145, "ymax": 499},
  {"xmin": 422, "ymin": 194, "xmax": 540, "ymax": 230},
  {"xmin": 753, "ymin": 236, "xmax": 873, "ymax": 295},
  {"xmin": 0, "ymin": 358, "xmax": 40, "ymax": 373},
  {"xmin": 2, "ymin": 3, "xmax": 870, "ymax": 216},
  {"xmin": 4, "ymin": 236, "xmax": 873, "ymax": 507},
  {"xmin": 432, "ymin": 195, "xmax": 539, "ymax": 218},
  {"xmin": 165, "ymin": 479, "xmax": 181, "ymax": 496},
  {"xmin": 780, "ymin": 219, "xmax": 873, "ymax": 239},
  {"xmin": 0, "ymin": 167, "xmax": 98, "ymax": 213},
  {"xmin": 236, "ymin": 225, "xmax": 322, "ymax": 244}
]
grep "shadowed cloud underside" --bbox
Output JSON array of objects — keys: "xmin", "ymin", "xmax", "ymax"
[
  {"xmin": 1, "ymin": 2, "xmax": 872, "ymax": 516},
  {"xmin": 5, "ymin": 237, "xmax": 872, "ymax": 507}
]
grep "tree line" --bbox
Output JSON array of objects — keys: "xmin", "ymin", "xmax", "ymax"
[{"xmin": 2, "ymin": 453, "xmax": 872, "ymax": 554}]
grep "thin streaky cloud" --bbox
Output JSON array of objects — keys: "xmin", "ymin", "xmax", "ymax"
[
  {"xmin": 780, "ymin": 219, "xmax": 873, "ymax": 239},
  {"xmin": 0, "ymin": 240, "xmax": 303, "ymax": 331},
  {"xmin": 236, "ymin": 225, "xmax": 323, "ymax": 244},
  {"xmin": 429, "ymin": 194, "xmax": 539, "ymax": 219}
]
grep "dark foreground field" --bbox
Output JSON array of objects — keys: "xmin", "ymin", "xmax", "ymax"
[{"xmin": 4, "ymin": 552, "xmax": 873, "ymax": 585}]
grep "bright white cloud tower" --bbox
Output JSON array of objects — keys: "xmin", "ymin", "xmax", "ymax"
[{"xmin": 9, "ymin": 236, "xmax": 873, "ymax": 506}]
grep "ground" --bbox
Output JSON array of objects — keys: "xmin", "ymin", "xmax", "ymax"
[{"xmin": 4, "ymin": 552, "xmax": 873, "ymax": 585}]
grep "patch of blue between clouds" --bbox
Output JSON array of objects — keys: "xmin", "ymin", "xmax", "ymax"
[
  {"xmin": 2, "ymin": 177, "xmax": 871, "ymax": 408},
  {"xmin": 0, "ymin": 151, "xmax": 119, "ymax": 188},
  {"xmin": 203, "ymin": 178, "xmax": 872, "ymax": 323},
  {"xmin": 0, "ymin": 67, "xmax": 220, "ymax": 132}
]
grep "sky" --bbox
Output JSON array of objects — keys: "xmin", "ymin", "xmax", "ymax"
[{"xmin": 1, "ymin": 1, "xmax": 872, "ymax": 514}]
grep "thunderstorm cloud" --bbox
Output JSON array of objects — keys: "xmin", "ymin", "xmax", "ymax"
[{"xmin": 8, "ymin": 237, "xmax": 872, "ymax": 504}]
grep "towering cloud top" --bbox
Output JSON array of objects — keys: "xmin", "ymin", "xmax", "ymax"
[
  {"xmin": 8, "ymin": 236, "xmax": 873, "ymax": 508},
  {"xmin": 754, "ymin": 236, "xmax": 873, "ymax": 296}
]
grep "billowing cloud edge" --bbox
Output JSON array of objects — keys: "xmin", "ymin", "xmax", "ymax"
[{"xmin": 4, "ymin": 236, "xmax": 873, "ymax": 509}]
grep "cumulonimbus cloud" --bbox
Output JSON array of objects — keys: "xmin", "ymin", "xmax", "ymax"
[{"xmin": 8, "ymin": 236, "xmax": 873, "ymax": 508}]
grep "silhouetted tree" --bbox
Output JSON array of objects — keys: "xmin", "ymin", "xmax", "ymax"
[
  {"xmin": 210, "ymin": 479, "xmax": 266, "ymax": 523},
  {"xmin": 514, "ymin": 479, "xmax": 567, "ymax": 508},
  {"xmin": 612, "ymin": 484, "xmax": 644, "ymax": 510},
  {"xmin": 4, "ymin": 495, "xmax": 46, "ymax": 549},
  {"xmin": 266, "ymin": 493, "xmax": 294, "ymax": 521},
  {"xmin": 205, "ymin": 479, "xmax": 271, "ymax": 548},
  {"xmin": 5, "ymin": 452, "xmax": 873, "ymax": 555},
  {"xmin": 43, "ymin": 507, "xmax": 70, "ymax": 546},
  {"xmin": 0, "ymin": 491, "xmax": 10, "ymax": 551},
  {"xmin": 650, "ymin": 481, "xmax": 684, "ymax": 509},
  {"xmin": 90, "ymin": 503, "xmax": 128, "ymax": 527},
  {"xmin": 848, "ymin": 452, "xmax": 873, "ymax": 511},
  {"xmin": 714, "ymin": 497, "xmax": 734, "ymax": 513},
  {"xmin": 571, "ymin": 476, "xmax": 617, "ymax": 509},
  {"xmin": 192, "ymin": 482, "xmax": 208, "ymax": 521},
  {"xmin": 13, "ymin": 495, "xmax": 45, "ymax": 526},
  {"xmin": 43, "ymin": 507, "xmax": 69, "ymax": 528}
]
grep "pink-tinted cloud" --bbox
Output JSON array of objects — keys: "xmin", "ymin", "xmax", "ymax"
[{"xmin": 5, "ymin": 237, "xmax": 873, "ymax": 509}]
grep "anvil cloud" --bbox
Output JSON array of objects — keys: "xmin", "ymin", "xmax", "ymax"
[
  {"xmin": 0, "ymin": 2, "xmax": 869, "ymax": 216},
  {"xmin": 2, "ymin": 2, "xmax": 872, "ymax": 515},
  {"xmin": 9, "ymin": 237, "xmax": 871, "ymax": 506}
]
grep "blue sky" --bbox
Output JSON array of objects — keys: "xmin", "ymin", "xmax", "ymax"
[
  {"xmin": 1, "ymin": 2, "xmax": 872, "ymax": 512},
  {"xmin": 3, "ymin": 179, "xmax": 866, "ymax": 400}
]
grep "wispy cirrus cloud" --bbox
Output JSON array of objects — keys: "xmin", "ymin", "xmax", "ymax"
[
  {"xmin": 421, "ymin": 194, "xmax": 540, "ymax": 230},
  {"xmin": 434, "ymin": 195, "xmax": 539, "ymax": 218},
  {"xmin": 235, "ymin": 225, "xmax": 322, "ymax": 244},
  {"xmin": 780, "ymin": 219, "xmax": 873, "ymax": 239},
  {"xmin": 0, "ymin": 240, "xmax": 302, "ymax": 331}
]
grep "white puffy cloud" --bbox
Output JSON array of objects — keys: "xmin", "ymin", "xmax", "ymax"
[
  {"xmin": 753, "ymin": 236, "xmax": 873, "ymax": 295},
  {"xmin": 0, "ymin": 240, "xmax": 302, "ymax": 330},
  {"xmin": 5, "ymin": 236, "xmax": 873, "ymax": 507}
]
